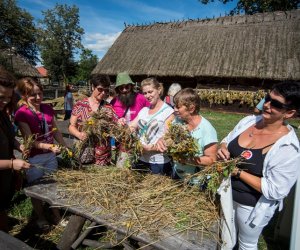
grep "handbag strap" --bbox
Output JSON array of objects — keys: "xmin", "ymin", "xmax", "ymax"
[{"xmin": 122, "ymin": 106, "xmax": 130, "ymax": 118}]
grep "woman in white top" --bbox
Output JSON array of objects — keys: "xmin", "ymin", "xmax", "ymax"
[
  {"xmin": 217, "ymin": 81, "xmax": 300, "ymax": 250},
  {"xmin": 129, "ymin": 77, "xmax": 174, "ymax": 175}
]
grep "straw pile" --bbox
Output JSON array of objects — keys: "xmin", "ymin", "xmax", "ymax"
[{"xmin": 54, "ymin": 167, "xmax": 219, "ymax": 244}]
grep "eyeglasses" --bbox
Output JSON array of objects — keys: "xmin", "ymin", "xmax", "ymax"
[
  {"xmin": 264, "ymin": 94, "xmax": 290, "ymax": 110},
  {"xmin": 96, "ymin": 87, "xmax": 109, "ymax": 93},
  {"xmin": 119, "ymin": 84, "xmax": 132, "ymax": 90}
]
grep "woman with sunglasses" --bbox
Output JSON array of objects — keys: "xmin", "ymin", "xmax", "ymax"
[
  {"xmin": 217, "ymin": 82, "xmax": 300, "ymax": 250},
  {"xmin": 69, "ymin": 74, "xmax": 117, "ymax": 165},
  {"xmin": 0, "ymin": 67, "xmax": 31, "ymax": 232}
]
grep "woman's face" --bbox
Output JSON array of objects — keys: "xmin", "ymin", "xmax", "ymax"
[
  {"xmin": 174, "ymin": 103, "xmax": 191, "ymax": 121},
  {"xmin": 142, "ymin": 84, "xmax": 161, "ymax": 106},
  {"xmin": 27, "ymin": 85, "xmax": 43, "ymax": 108},
  {"xmin": 92, "ymin": 85, "xmax": 109, "ymax": 102},
  {"xmin": 262, "ymin": 90, "xmax": 291, "ymax": 121},
  {"xmin": 0, "ymin": 85, "xmax": 13, "ymax": 111}
]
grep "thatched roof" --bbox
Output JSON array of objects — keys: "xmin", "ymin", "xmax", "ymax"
[
  {"xmin": 0, "ymin": 49, "xmax": 41, "ymax": 77},
  {"xmin": 92, "ymin": 10, "xmax": 300, "ymax": 81}
]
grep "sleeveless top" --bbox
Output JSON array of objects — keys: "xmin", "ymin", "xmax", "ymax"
[{"xmin": 228, "ymin": 135, "xmax": 273, "ymax": 207}]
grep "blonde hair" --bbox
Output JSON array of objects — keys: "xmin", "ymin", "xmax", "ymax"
[
  {"xmin": 141, "ymin": 77, "xmax": 164, "ymax": 96},
  {"xmin": 17, "ymin": 77, "xmax": 43, "ymax": 107}
]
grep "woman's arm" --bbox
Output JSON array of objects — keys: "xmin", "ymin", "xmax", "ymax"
[
  {"xmin": 154, "ymin": 114, "xmax": 175, "ymax": 152},
  {"xmin": 190, "ymin": 142, "xmax": 218, "ymax": 166},
  {"xmin": 18, "ymin": 121, "xmax": 60, "ymax": 153},
  {"xmin": 0, "ymin": 159, "xmax": 31, "ymax": 171},
  {"xmin": 231, "ymin": 168, "xmax": 262, "ymax": 193},
  {"xmin": 68, "ymin": 114, "xmax": 87, "ymax": 141}
]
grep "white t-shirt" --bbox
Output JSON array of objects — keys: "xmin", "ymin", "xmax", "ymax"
[{"xmin": 137, "ymin": 103, "xmax": 173, "ymax": 164}]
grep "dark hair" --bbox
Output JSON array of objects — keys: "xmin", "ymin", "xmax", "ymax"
[
  {"xmin": 273, "ymin": 81, "xmax": 300, "ymax": 113},
  {"xmin": 0, "ymin": 66, "xmax": 16, "ymax": 88},
  {"xmin": 174, "ymin": 88, "xmax": 201, "ymax": 114},
  {"xmin": 90, "ymin": 74, "xmax": 111, "ymax": 89}
]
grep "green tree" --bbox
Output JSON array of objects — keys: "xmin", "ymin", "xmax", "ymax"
[
  {"xmin": 199, "ymin": 0, "xmax": 299, "ymax": 15},
  {"xmin": 72, "ymin": 48, "xmax": 98, "ymax": 84},
  {"xmin": 38, "ymin": 4, "xmax": 84, "ymax": 84},
  {"xmin": 0, "ymin": 0, "xmax": 38, "ymax": 64}
]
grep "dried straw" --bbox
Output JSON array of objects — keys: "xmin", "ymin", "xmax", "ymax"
[
  {"xmin": 164, "ymin": 123, "xmax": 199, "ymax": 162},
  {"xmin": 54, "ymin": 167, "xmax": 220, "ymax": 246}
]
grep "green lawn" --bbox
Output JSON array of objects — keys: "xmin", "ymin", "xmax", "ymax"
[{"xmin": 7, "ymin": 110, "xmax": 299, "ymax": 249}]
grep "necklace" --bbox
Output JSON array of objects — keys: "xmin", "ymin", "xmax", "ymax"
[{"xmin": 248, "ymin": 128, "xmax": 286, "ymax": 137}]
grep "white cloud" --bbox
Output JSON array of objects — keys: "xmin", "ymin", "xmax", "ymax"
[{"xmin": 84, "ymin": 32, "xmax": 121, "ymax": 52}]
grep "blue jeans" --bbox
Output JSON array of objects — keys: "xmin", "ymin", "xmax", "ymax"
[{"xmin": 132, "ymin": 160, "xmax": 173, "ymax": 176}]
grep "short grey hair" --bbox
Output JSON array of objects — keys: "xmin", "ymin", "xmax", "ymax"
[{"xmin": 167, "ymin": 83, "xmax": 182, "ymax": 96}]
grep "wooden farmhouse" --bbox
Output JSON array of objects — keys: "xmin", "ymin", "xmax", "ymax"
[
  {"xmin": 92, "ymin": 10, "xmax": 299, "ymax": 92},
  {"xmin": 0, "ymin": 48, "xmax": 41, "ymax": 78}
]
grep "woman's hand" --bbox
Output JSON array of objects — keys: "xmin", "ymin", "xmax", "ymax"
[
  {"xmin": 118, "ymin": 118, "xmax": 127, "ymax": 126},
  {"xmin": 154, "ymin": 138, "xmax": 167, "ymax": 153},
  {"xmin": 20, "ymin": 144, "xmax": 30, "ymax": 159},
  {"xmin": 78, "ymin": 132, "xmax": 87, "ymax": 141},
  {"xmin": 12, "ymin": 159, "xmax": 31, "ymax": 171},
  {"xmin": 217, "ymin": 144, "xmax": 230, "ymax": 161},
  {"xmin": 49, "ymin": 144, "xmax": 61, "ymax": 154}
]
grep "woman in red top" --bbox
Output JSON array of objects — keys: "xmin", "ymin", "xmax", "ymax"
[{"xmin": 69, "ymin": 75, "xmax": 117, "ymax": 165}]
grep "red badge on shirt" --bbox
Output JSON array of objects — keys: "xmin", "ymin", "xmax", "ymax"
[{"xmin": 241, "ymin": 150, "xmax": 253, "ymax": 160}]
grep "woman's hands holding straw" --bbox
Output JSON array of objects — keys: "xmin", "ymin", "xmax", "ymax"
[
  {"xmin": 217, "ymin": 143, "xmax": 230, "ymax": 161},
  {"xmin": 11, "ymin": 159, "xmax": 31, "ymax": 171}
]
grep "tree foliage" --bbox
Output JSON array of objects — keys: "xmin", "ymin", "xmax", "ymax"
[
  {"xmin": 199, "ymin": 0, "xmax": 299, "ymax": 15},
  {"xmin": 38, "ymin": 4, "xmax": 84, "ymax": 84},
  {"xmin": 0, "ymin": 0, "xmax": 38, "ymax": 64},
  {"xmin": 72, "ymin": 49, "xmax": 98, "ymax": 84}
]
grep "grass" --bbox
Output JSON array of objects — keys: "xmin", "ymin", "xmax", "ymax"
[{"xmin": 7, "ymin": 110, "xmax": 299, "ymax": 249}]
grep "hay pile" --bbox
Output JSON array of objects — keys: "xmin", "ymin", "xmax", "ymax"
[{"xmin": 54, "ymin": 167, "xmax": 219, "ymax": 243}]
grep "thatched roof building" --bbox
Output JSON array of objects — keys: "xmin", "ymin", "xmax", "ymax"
[
  {"xmin": 0, "ymin": 49, "xmax": 41, "ymax": 78},
  {"xmin": 92, "ymin": 10, "xmax": 299, "ymax": 89}
]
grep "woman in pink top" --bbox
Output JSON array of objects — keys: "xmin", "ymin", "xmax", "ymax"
[
  {"xmin": 15, "ymin": 77, "xmax": 67, "ymax": 230},
  {"xmin": 69, "ymin": 75, "xmax": 118, "ymax": 166}
]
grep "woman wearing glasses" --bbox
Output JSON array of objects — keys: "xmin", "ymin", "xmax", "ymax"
[
  {"xmin": 217, "ymin": 82, "xmax": 300, "ymax": 250},
  {"xmin": 69, "ymin": 75, "xmax": 117, "ymax": 165}
]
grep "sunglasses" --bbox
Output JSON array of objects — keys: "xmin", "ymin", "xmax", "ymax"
[
  {"xmin": 96, "ymin": 87, "xmax": 109, "ymax": 93},
  {"xmin": 119, "ymin": 84, "xmax": 132, "ymax": 90},
  {"xmin": 264, "ymin": 94, "xmax": 290, "ymax": 110}
]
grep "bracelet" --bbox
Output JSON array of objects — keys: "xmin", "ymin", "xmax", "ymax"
[
  {"xmin": 11, "ymin": 158, "xmax": 14, "ymax": 170},
  {"xmin": 236, "ymin": 168, "xmax": 242, "ymax": 179}
]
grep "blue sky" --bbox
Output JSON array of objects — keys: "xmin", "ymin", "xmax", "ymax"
[{"xmin": 18, "ymin": 0, "xmax": 237, "ymax": 60}]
